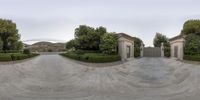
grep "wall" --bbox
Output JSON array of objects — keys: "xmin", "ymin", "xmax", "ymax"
[
  {"xmin": 170, "ymin": 38, "xmax": 185, "ymax": 60},
  {"xmin": 118, "ymin": 37, "xmax": 134, "ymax": 61}
]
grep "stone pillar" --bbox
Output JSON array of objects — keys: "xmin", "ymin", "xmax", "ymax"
[
  {"xmin": 140, "ymin": 43, "xmax": 144, "ymax": 57},
  {"xmin": 132, "ymin": 43, "xmax": 134, "ymax": 58},
  {"xmin": 161, "ymin": 43, "xmax": 164, "ymax": 57}
]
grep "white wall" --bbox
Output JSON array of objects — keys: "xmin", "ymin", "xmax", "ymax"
[
  {"xmin": 170, "ymin": 38, "xmax": 185, "ymax": 60},
  {"xmin": 118, "ymin": 37, "xmax": 134, "ymax": 61}
]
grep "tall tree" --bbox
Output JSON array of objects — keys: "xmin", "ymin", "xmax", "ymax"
[
  {"xmin": 153, "ymin": 33, "xmax": 170, "ymax": 57},
  {"xmin": 181, "ymin": 19, "xmax": 200, "ymax": 36},
  {"xmin": 0, "ymin": 19, "xmax": 20, "ymax": 50},
  {"xmin": 74, "ymin": 25, "xmax": 107, "ymax": 50},
  {"xmin": 99, "ymin": 33, "xmax": 118, "ymax": 54},
  {"xmin": 153, "ymin": 33, "xmax": 169, "ymax": 47}
]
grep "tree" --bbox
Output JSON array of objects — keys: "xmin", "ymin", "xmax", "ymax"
[
  {"xmin": 181, "ymin": 19, "xmax": 200, "ymax": 36},
  {"xmin": 66, "ymin": 39, "xmax": 77, "ymax": 50},
  {"xmin": 0, "ymin": 19, "xmax": 21, "ymax": 51},
  {"xmin": 184, "ymin": 34, "xmax": 200, "ymax": 55},
  {"xmin": 74, "ymin": 25, "xmax": 107, "ymax": 50},
  {"xmin": 153, "ymin": 33, "xmax": 170, "ymax": 57},
  {"xmin": 0, "ymin": 38, "xmax": 3, "ymax": 51},
  {"xmin": 153, "ymin": 33, "xmax": 169, "ymax": 47},
  {"xmin": 99, "ymin": 33, "xmax": 118, "ymax": 54},
  {"xmin": 132, "ymin": 37, "xmax": 142, "ymax": 57}
]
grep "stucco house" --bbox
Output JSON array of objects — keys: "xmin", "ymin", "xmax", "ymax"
[
  {"xmin": 169, "ymin": 35, "xmax": 185, "ymax": 60},
  {"xmin": 117, "ymin": 33, "xmax": 134, "ymax": 61}
]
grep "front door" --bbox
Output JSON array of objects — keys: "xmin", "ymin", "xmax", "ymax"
[
  {"xmin": 126, "ymin": 46, "xmax": 131, "ymax": 58},
  {"xmin": 174, "ymin": 46, "xmax": 178, "ymax": 58}
]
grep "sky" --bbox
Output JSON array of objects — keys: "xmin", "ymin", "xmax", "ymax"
[{"xmin": 0, "ymin": 0, "xmax": 200, "ymax": 46}]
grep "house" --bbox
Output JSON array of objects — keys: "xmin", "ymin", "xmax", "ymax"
[
  {"xmin": 169, "ymin": 35, "xmax": 185, "ymax": 60},
  {"xmin": 117, "ymin": 33, "xmax": 134, "ymax": 61}
]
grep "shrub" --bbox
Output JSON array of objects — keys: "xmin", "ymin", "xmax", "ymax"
[
  {"xmin": 184, "ymin": 34, "xmax": 200, "ymax": 55},
  {"xmin": 99, "ymin": 33, "xmax": 118, "ymax": 54},
  {"xmin": 164, "ymin": 47, "xmax": 171, "ymax": 57},
  {"xmin": 184, "ymin": 55, "xmax": 200, "ymax": 61},
  {"xmin": 60, "ymin": 52, "xmax": 121, "ymax": 63},
  {"xmin": 0, "ymin": 53, "xmax": 39, "ymax": 61},
  {"xmin": 0, "ymin": 54, "xmax": 12, "ymax": 61},
  {"xmin": 3, "ymin": 50, "xmax": 21, "ymax": 53},
  {"xmin": 23, "ymin": 49, "xmax": 31, "ymax": 54}
]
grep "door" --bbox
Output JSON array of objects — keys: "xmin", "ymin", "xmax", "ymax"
[
  {"xmin": 126, "ymin": 46, "xmax": 131, "ymax": 58},
  {"xmin": 143, "ymin": 47, "xmax": 161, "ymax": 57},
  {"xmin": 174, "ymin": 46, "xmax": 178, "ymax": 58}
]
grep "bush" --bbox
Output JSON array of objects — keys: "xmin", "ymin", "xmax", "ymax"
[
  {"xmin": 134, "ymin": 47, "xmax": 141, "ymax": 58},
  {"xmin": 164, "ymin": 47, "xmax": 171, "ymax": 57},
  {"xmin": 60, "ymin": 52, "xmax": 121, "ymax": 63},
  {"xmin": 0, "ymin": 53, "xmax": 39, "ymax": 61},
  {"xmin": 23, "ymin": 49, "xmax": 31, "ymax": 54},
  {"xmin": 0, "ymin": 54, "xmax": 12, "ymax": 61},
  {"xmin": 184, "ymin": 34, "xmax": 200, "ymax": 55},
  {"xmin": 3, "ymin": 50, "xmax": 21, "ymax": 53},
  {"xmin": 184, "ymin": 55, "xmax": 200, "ymax": 61}
]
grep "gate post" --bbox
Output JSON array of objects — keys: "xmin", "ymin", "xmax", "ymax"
[
  {"xmin": 140, "ymin": 43, "xmax": 144, "ymax": 57},
  {"xmin": 161, "ymin": 43, "xmax": 164, "ymax": 57}
]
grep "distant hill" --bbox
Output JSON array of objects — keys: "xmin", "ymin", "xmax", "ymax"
[{"xmin": 24, "ymin": 41, "xmax": 66, "ymax": 52}]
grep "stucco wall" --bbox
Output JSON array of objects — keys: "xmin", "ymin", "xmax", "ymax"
[
  {"xmin": 118, "ymin": 37, "xmax": 134, "ymax": 61},
  {"xmin": 170, "ymin": 38, "xmax": 185, "ymax": 60}
]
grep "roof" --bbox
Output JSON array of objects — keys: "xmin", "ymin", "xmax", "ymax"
[
  {"xmin": 169, "ymin": 35, "xmax": 184, "ymax": 41},
  {"xmin": 117, "ymin": 33, "xmax": 134, "ymax": 41}
]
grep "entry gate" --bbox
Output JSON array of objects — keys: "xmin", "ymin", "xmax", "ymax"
[{"xmin": 143, "ymin": 47, "xmax": 161, "ymax": 57}]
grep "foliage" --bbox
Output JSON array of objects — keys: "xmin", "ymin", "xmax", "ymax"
[
  {"xmin": 184, "ymin": 34, "xmax": 200, "ymax": 55},
  {"xmin": 0, "ymin": 54, "xmax": 12, "ymax": 61},
  {"xmin": 66, "ymin": 39, "xmax": 77, "ymax": 50},
  {"xmin": 181, "ymin": 19, "xmax": 200, "ymax": 36},
  {"xmin": 153, "ymin": 33, "xmax": 171, "ymax": 57},
  {"xmin": 184, "ymin": 55, "xmax": 200, "ymax": 61},
  {"xmin": 0, "ymin": 53, "xmax": 39, "ymax": 61},
  {"xmin": 0, "ymin": 19, "xmax": 21, "ymax": 51},
  {"xmin": 164, "ymin": 47, "xmax": 171, "ymax": 57},
  {"xmin": 74, "ymin": 25, "xmax": 107, "ymax": 50},
  {"xmin": 23, "ymin": 49, "xmax": 31, "ymax": 54},
  {"xmin": 60, "ymin": 52, "xmax": 120, "ymax": 63},
  {"xmin": 153, "ymin": 33, "xmax": 169, "ymax": 47},
  {"xmin": 99, "ymin": 33, "xmax": 118, "ymax": 54},
  {"xmin": 132, "ymin": 37, "xmax": 142, "ymax": 57},
  {"xmin": 0, "ymin": 38, "xmax": 3, "ymax": 50}
]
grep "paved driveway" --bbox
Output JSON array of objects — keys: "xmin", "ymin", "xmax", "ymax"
[{"xmin": 0, "ymin": 54, "xmax": 200, "ymax": 100}]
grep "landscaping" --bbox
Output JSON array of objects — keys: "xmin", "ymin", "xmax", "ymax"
[
  {"xmin": 0, "ymin": 52, "xmax": 39, "ymax": 61},
  {"xmin": 60, "ymin": 52, "xmax": 120, "ymax": 63},
  {"xmin": 62, "ymin": 25, "xmax": 121, "ymax": 63},
  {"xmin": 182, "ymin": 20, "xmax": 200, "ymax": 61},
  {"xmin": 0, "ymin": 19, "xmax": 39, "ymax": 62}
]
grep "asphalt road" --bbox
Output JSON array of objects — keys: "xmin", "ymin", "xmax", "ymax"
[{"xmin": 0, "ymin": 54, "xmax": 200, "ymax": 100}]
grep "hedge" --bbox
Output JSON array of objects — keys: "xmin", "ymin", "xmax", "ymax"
[
  {"xmin": 60, "ymin": 52, "xmax": 121, "ymax": 63},
  {"xmin": 0, "ymin": 54, "xmax": 12, "ymax": 61},
  {"xmin": 184, "ymin": 55, "xmax": 200, "ymax": 61},
  {"xmin": 0, "ymin": 53, "xmax": 39, "ymax": 61}
]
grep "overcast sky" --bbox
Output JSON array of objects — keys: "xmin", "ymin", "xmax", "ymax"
[{"xmin": 0, "ymin": 0, "xmax": 200, "ymax": 46}]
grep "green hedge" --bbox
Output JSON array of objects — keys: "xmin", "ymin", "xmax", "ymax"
[
  {"xmin": 0, "ymin": 54, "xmax": 12, "ymax": 61},
  {"xmin": 184, "ymin": 55, "xmax": 200, "ymax": 61},
  {"xmin": 0, "ymin": 53, "xmax": 39, "ymax": 61},
  {"xmin": 60, "ymin": 52, "xmax": 121, "ymax": 63}
]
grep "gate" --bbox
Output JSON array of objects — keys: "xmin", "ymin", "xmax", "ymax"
[{"xmin": 143, "ymin": 47, "xmax": 161, "ymax": 57}]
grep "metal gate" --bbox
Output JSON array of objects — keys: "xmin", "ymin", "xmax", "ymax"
[{"xmin": 143, "ymin": 47, "xmax": 161, "ymax": 57}]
